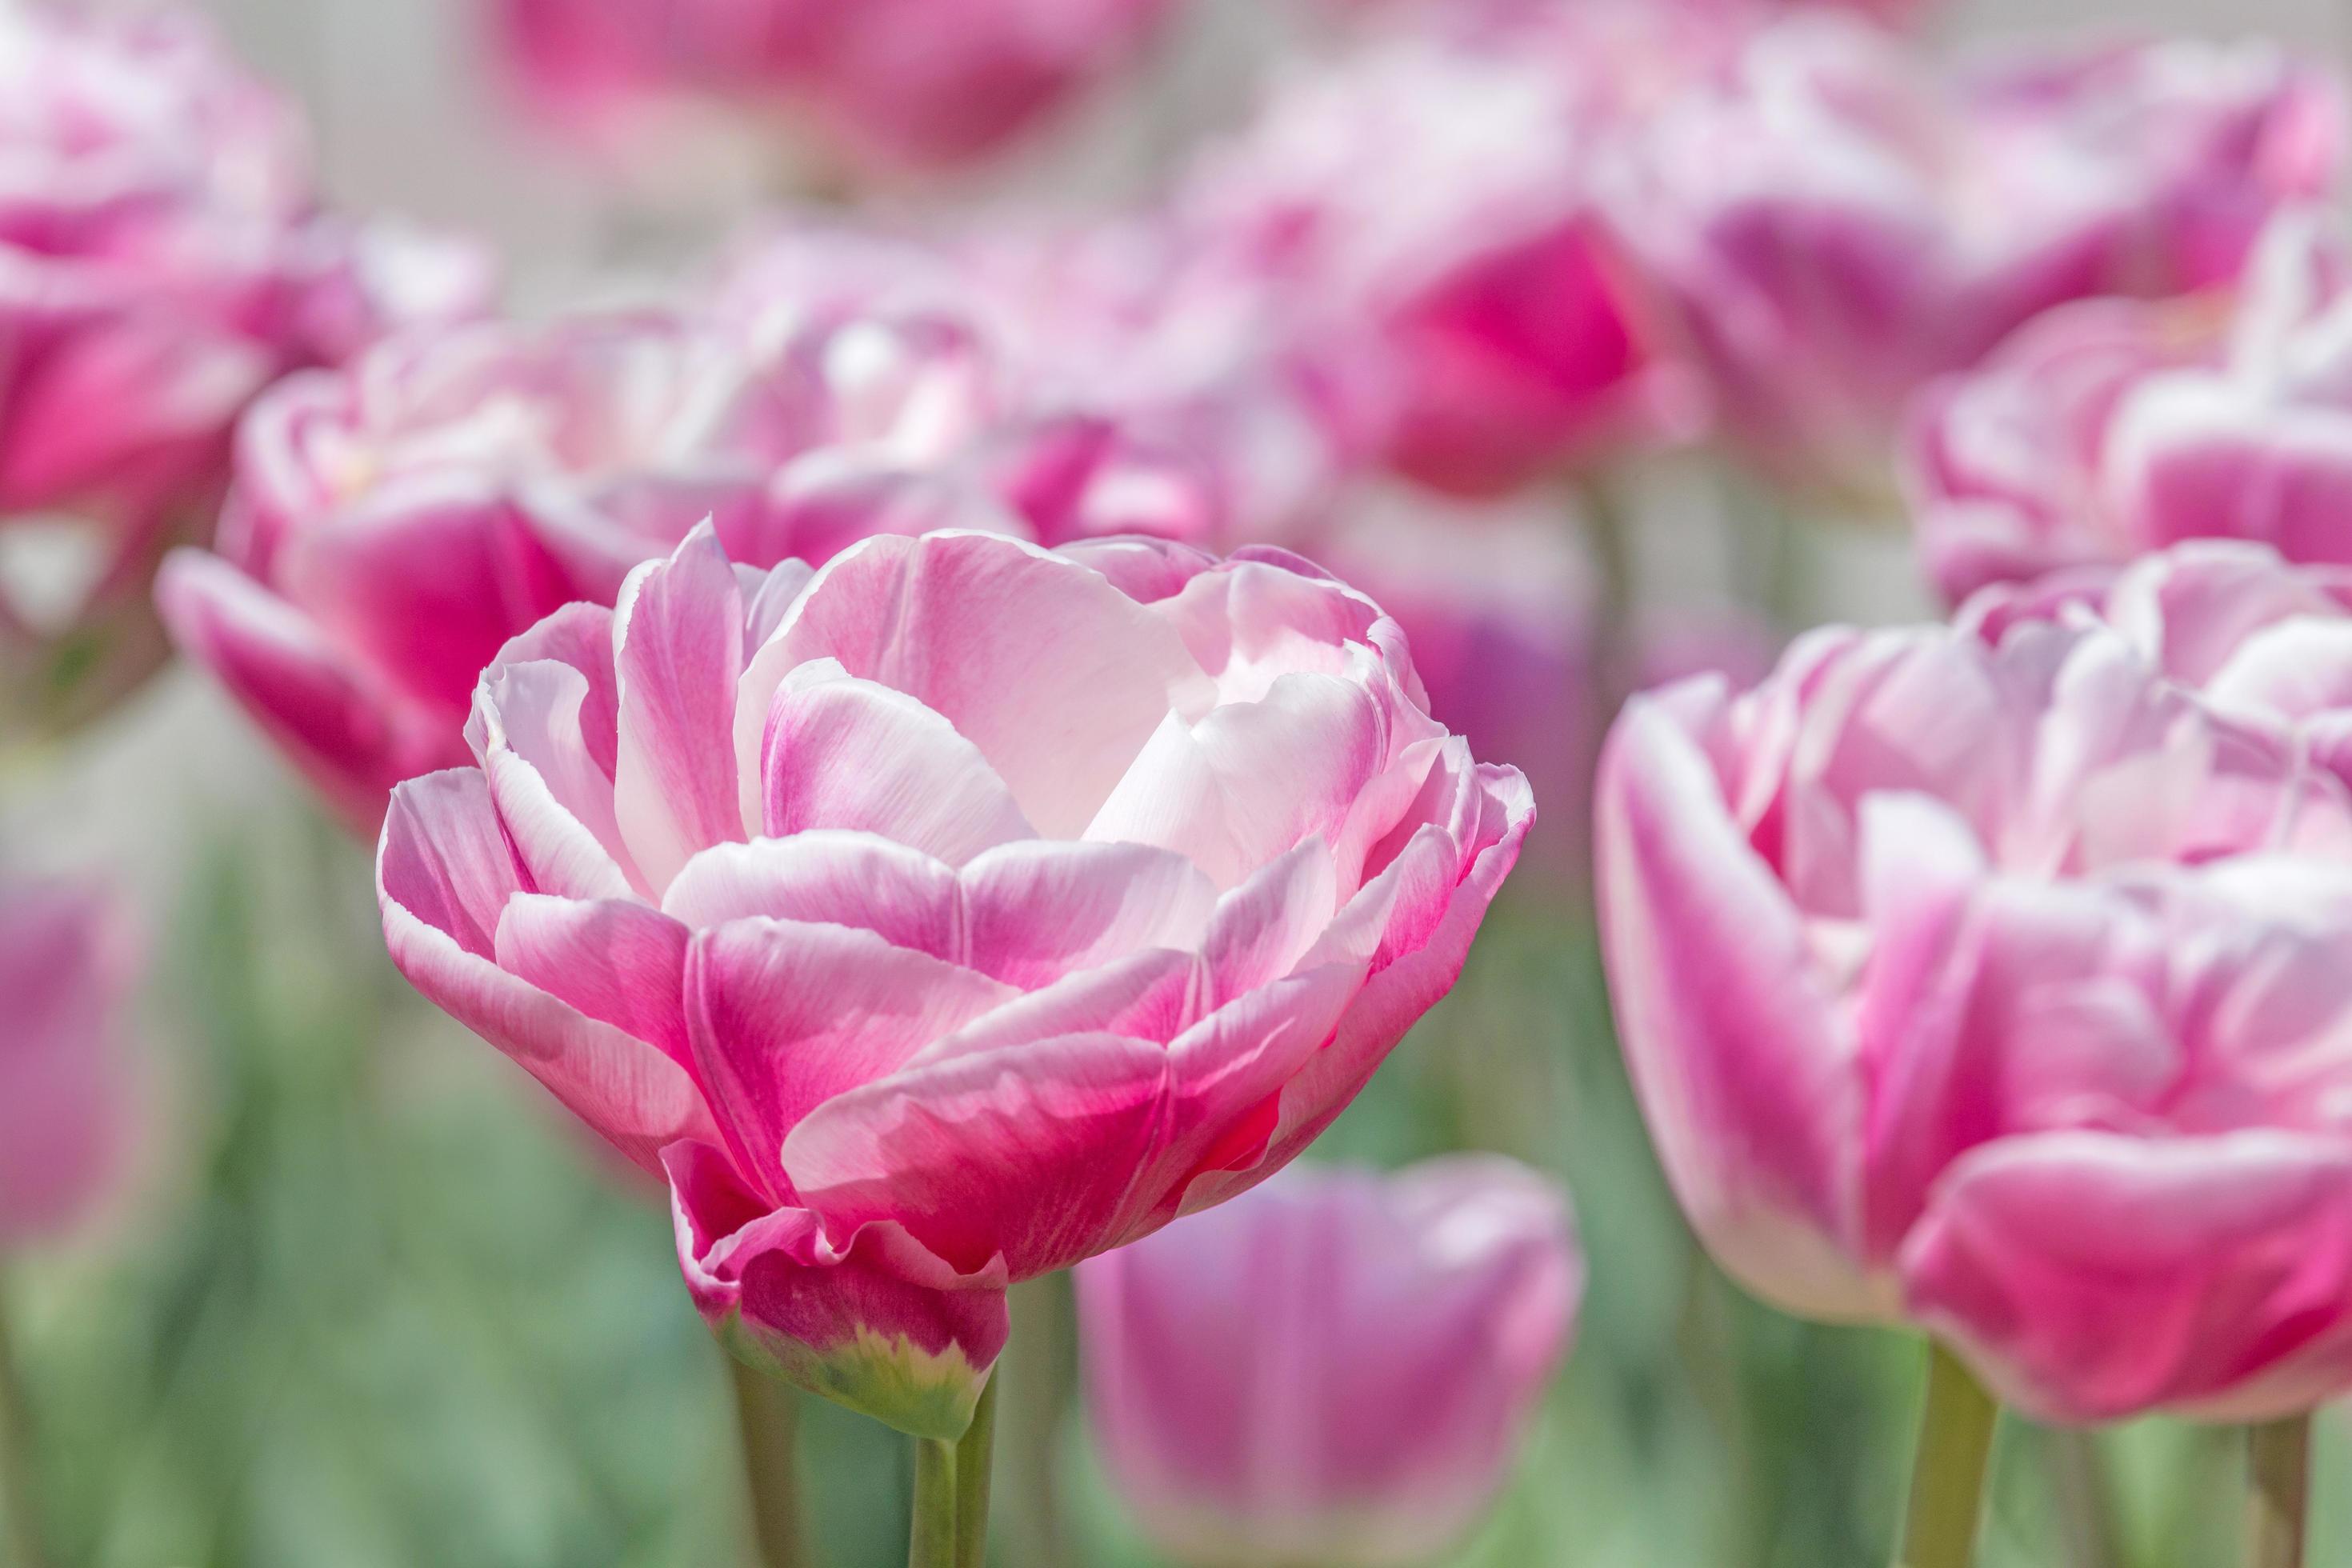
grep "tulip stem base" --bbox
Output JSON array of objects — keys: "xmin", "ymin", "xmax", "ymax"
[
  {"xmin": 729, "ymin": 1358, "xmax": 810, "ymax": 1568},
  {"xmin": 1894, "ymin": 1342, "xmax": 1998, "ymax": 1568},
  {"xmin": 2245, "ymin": 1414, "xmax": 2311, "ymax": 1568},
  {"xmin": 0, "ymin": 1289, "xmax": 47, "ymax": 1568},
  {"xmin": 907, "ymin": 1374, "xmax": 999, "ymax": 1568}
]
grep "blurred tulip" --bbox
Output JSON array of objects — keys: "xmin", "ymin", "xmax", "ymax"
[
  {"xmin": 1174, "ymin": 38, "xmax": 1704, "ymax": 497},
  {"xmin": 0, "ymin": 877, "xmax": 134, "ymax": 1248},
  {"xmin": 0, "ymin": 5, "xmax": 490, "ymax": 738},
  {"xmin": 1312, "ymin": 489, "xmax": 1595, "ymax": 878},
  {"xmin": 160, "ymin": 307, "xmax": 998, "ymax": 833},
  {"xmin": 1614, "ymin": 14, "xmax": 2342, "ymax": 498},
  {"xmin": 1910, "ymin": 208, "xmax": 2352, "ymax": 602},
  {"xmin": 488, "ymin": 0, "xmax": 1180, "ymax": 179},
  {"xmin": 376, "ymin": 523, "xmax": 1534, "ymax": 1438},
  {"xmin": 1598, "ymin": 538, "xmax": 2352, "ymax": 1423},
  {"xmin": 1077, "ymin": 1156, "xmax": 1580, "ymax": 1568}
]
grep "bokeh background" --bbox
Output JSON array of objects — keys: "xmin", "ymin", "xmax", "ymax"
[{"xmin": 7, "ymin": 0, "xmax": 2350, "ymax": 1565}]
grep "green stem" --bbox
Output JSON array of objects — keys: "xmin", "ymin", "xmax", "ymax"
[
  {"xmin": 1893, "ymin": 1342, "xmax": 1999, "ymax": 1568},
  {"xmin": 0, "ymin": 1290, "xmax": 49, "ymax": 1568},
  {"xmin": 2244, "ymin": 1414, "xmax": 2311, "ymax": 1568},
  {"xmin": 909, "ymin": 1430, "xmax": 958, "ymax": 1568},
  {"xmin": 1000, "ymin": 1275, "xmax": 1076, "ymax": 1568},
  {"xmin": 729, "ymin": 1358, "xmax": 810, "ymax": 1568},
  {"xmin": 953, "ymin": 1377, "xmax": 999, "ymax": 1568}
]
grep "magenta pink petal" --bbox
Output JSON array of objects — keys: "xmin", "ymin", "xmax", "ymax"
[{"xmin": 686, "ymin": 918, "xmax": 1018, "ymax": 1201}]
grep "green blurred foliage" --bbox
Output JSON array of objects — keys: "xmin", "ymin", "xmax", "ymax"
[{"xmin": 0, "ymin": 800, "xmax": 2341, "ymax": 1566}]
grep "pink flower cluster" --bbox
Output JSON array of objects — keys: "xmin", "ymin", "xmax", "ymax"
[
  {"xmin": 0, "ymin": 7, "xmax": 489, "ymax": 537},
  {"xmin": 1610, "ymin": 14, "xmax": 2340, "ymax": 495},
  {"xmin": 378, "ymin": 525, "xmax": 1533, "ymax": 1434}
]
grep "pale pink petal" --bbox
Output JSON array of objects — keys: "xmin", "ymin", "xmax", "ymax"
[
  {"xmin": 759, "ymin": 532, "xmax": 1213, "ymax": 835},
  {"xmin": 613, "ymin": 526, "xmax": 751, "ymax": 892},
  {"xmin": 762, "ymin": 662, "xmax": 1037, "ymax": 866},
  {"xmin": 378, "ymin": 771, "xmax": 714, "ymax": 1170}
]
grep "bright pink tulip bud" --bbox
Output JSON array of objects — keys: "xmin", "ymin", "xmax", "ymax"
[
  {"xmin": 1614, "ymin": 15, "xmax": 2342, "ymax": 496},
  {"xmin": 378, "ymin": 524, "xmax": 1534, "ymax": 1437},
  {"xmin": 1910, "ymin": 209, "xmax": 2352, "ymax": 601},
  {"xmin": 0, "ymin": 877, "xmax": 135, "ymax": 1248},
  {"xmin": 1175, "ymin": 39, "xmax": 1703, "ymax": 497},
  {"xmin": 159, "ymin": 309, "xmax": 1002, "ymax": 833},
  {"xmin": 1598, "ymin": 539, "xmax": 2352, "ymax": 1422},
  {"xmin": 488, "ymin": 0, "xmax": 1180, "ymax": 177},
  {"xmin": 1078, "ymin": 1157, "xmax": 1580, "ymax": 1568}
]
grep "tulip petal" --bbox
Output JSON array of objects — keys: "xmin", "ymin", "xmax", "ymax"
[
  {"xmin": 781, "ymin": 1033, "xmax": 1174, "ymax": 1278},
  {"xmin": 956, "ymin": 840, "xmax": 1218, "ymax": 988},
  {"xmin": 762, "ymin": 662, "xmax": 1037, "ymax": 866},
  {"xmin": 613, "ymin": 526, "xmax": 750, "ymax": 892},
  {"xmin": 494, "ymin": 894, "xmax": 692, "ymax": 1068},
  {"xmin": 1903, "ymin": 1130, "xmax": 2352, "ymax": 1423},
  {"xmin": 1596, "ymin": 694, "xmax": 1873, "ymax": 1318},
  {"xmin": 666, "ymin": 1140, "xmax": 1007, "ymax": 1442},
  {"xmin": 754, "ymin": 531, "xmax": 1214, "ymax": 837},
  {"xmin": 686, "ymin": 918, "xmax": 1018, "ymax": 1199},
  {"xmin": 379, "ymin": 770, "xmax": 714, "ymax": 1170},
  {"xmin": 157, "ymin": 549, "xmax": 453, "ymax": 835}
]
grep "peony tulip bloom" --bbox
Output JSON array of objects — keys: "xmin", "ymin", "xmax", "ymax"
[
  {"xmin": 1910, "ymin": 209, "xmax": 2352, "ymax": 602},
  {"xmin": 1612, "ymin": 15, "xmax": 2342, "ymax": 497},
  {"xmin": 1077, "ymin": 1156, "xmax": 1580, "ymax": 1568},
  {"xmin": 1598, "ymin": 538, "xmax": 2352, "ymax": 1423},
  {"xmin": 0, "ymin": 877, "xmax": 135, "ymax": 1248},
  {"xmin": 378, "ymin": 524, "xmax": 1534, "ymax": 1438},
  {"xmin": 1174, "ymin": 39, "xmax": 1702, "ymax": 498},
  {"xmin": 159, "ymin": 308, "xmax": 1002, "ymax": 833},
  {"xmin": 488, "ymin": 0, "xmax": 1179, "ymax": 178}
]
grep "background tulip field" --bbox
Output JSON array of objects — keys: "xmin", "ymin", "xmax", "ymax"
[{"xmin": 10, "ymin": 0, "xmax": 2352, "ymax": 1565}]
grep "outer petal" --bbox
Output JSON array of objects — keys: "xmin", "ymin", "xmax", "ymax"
[
  {"xmin": 157, "ymin": 550, "xmax": 458, "ymax": 836},
  {"xmin": 1179, "ymin": 757, "xmax": 1535, "ymax": 1220},
  {"xmin": 378, "ymin": 769, "xmax": 714, "ymax": 1171},
  {"xmin": 1594, "ymin": 693, "xmax": 1876, "ymax": 1318},
  {"xmin": 779, "ymin": 1034, "xmax": 1174, "ymax": 1278},
  {"xmin": 686, "ymin": 918, "xmax": 1018, "ymax": 1200},
  {"xmin": 1903, "ymin": 1130, "xmax": 2352, "ymax": 1423},
  {"xmin": 666, "ymin": 1140, "xmax": 1007, "ymax": 1442}
]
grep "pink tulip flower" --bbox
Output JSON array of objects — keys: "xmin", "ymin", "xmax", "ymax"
[
  {"xmin": 1910, "ymin": 209, "xmax": 2352, "ymax": 602},
  {"xmin": 1598, "ymin": 538, "xmax": 2352, "ymax": 1423},
  {"xmin": 1078, "ymin": 1156, "xmax": 1580, "ymax": 1568},
  {"xmin": 1613, "ymin": 15, "xmax": 2342, "ymax": 496},
  {"xmin": 0, "ymin": 878, "xmax": 135, "ymax": 1248},
  {"xmin": 1174, "ymin": 38, "xmax": 1703, "ymax": 498},
  {"xmin": 159, "ymin": 307, "xmax": 1001, "ymax": 833},
  {"xmin": 377, "ymin": 524, "xmax": 1534, "ymax": 1438},
  {"xmin": 489, "ymin": 0, "xmax": 1180, "ymax": 178}
]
